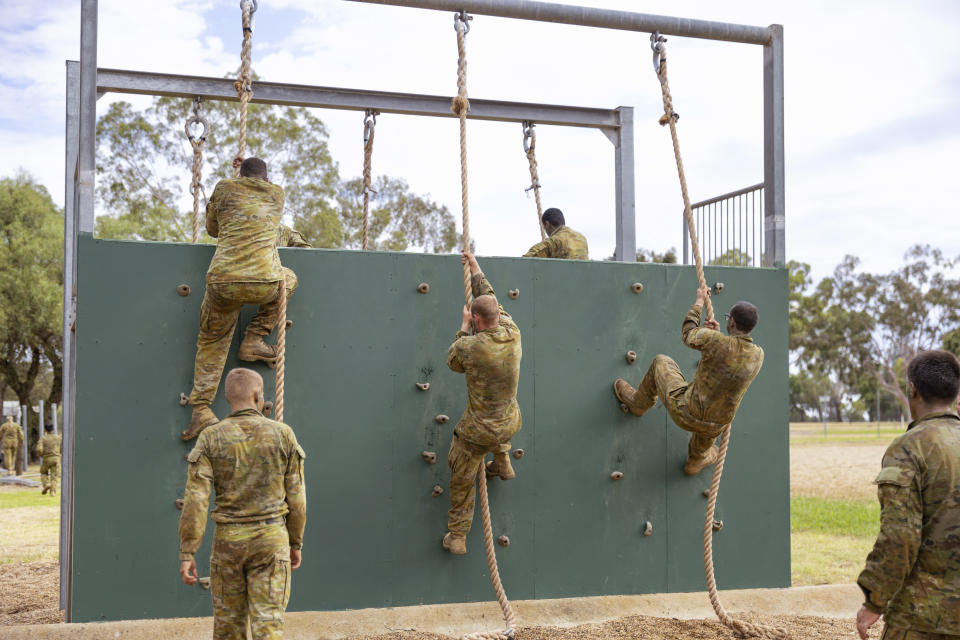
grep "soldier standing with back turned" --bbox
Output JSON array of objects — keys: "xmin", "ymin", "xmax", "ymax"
[
  {"xmin": 1, "ymin": 415, "xmax": 24, "ymax": 476},
  {"xmin": 522, "ymin": 208, "xmax": 589, "ymax": 259},
  {"xmin": 36, "ymin": 423, "xmax": 61, "ymax": 496}
]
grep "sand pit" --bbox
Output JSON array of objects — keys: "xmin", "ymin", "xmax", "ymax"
[{"xmin": 790, "ymin": 442, "xmax": 887, "ymax": 501}]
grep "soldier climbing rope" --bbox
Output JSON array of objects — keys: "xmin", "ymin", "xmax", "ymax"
[{"xmin": 651, "ymin": 32, "xmax": 787, "ymax": 640}]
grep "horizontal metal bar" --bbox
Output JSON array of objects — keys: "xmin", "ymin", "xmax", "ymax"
[
  {"xmin": 691, "ymin": 183, "xmax": 763, "ymax": 210},
  {"xmin": 344, "ymin": 0, "xmax": 773, "ymax": 45},
  {"xmin": 92, "ymin": 66, "xmax": 620, "ymax": 130}
]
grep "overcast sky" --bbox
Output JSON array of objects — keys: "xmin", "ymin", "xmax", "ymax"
[{"xmin": 2, "ymin": 0, "xmax": 959, "ymax": 281}]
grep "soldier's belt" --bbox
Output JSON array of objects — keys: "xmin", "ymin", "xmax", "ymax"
[{"xmin": 218, "ymin": 516, "xmax": 285, "ymax": 527}]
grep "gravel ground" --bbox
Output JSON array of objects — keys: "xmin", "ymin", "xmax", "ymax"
[{"xmin": 0, "ymin": 561, "xmax": 63, "ymax": 626}]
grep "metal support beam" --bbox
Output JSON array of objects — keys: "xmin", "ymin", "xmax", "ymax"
[
  {"xmin": 613, "ymin": 107, "xmax": 636, "ymax": 262},
  {"xmin": 53, "ymin": 403, "xmax": 59, "ymax": 436},
  {"xmin": 763, "ymin": 24, "xmax": 785, "ymax": 267},
  {"xmin": 95, "ymin": 67, "xmax": 620, "ymax": 130},
  {"xmin": 21, "ymin": 405, "xmax": 28, "ymax": 473},
  {"xmin": 344, "ymin": 0, "xmax": 773, "ymax": 44},
  {"xmin": 78, "ymin": 1, "xmax": 97, "ymax": 235}
]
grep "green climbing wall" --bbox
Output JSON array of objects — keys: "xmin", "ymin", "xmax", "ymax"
[{"xmin": 71, "ymin": 234, "xmax": 789, "ymax": 622}]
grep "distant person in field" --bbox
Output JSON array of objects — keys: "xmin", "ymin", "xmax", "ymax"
[
  {"xmin": 0, "ymin": 415, "xmax": 24, "ymax": 476},
  {"xmin": 522, "ymin": 208, "xmax": 588, "ymax": 260},
  {"xmin": 36, "ymin": 423, "xmax": 62, "ymax": 496},
  {"xmin": 613, "ymin": 286, "xmax": 763, "ymax": 476},
  {"xmin": 856, "ymin": 350, "xmax": 960, "ymax": 640}
]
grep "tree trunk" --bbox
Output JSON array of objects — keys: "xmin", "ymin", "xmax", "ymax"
[
  {"xmin": 40, "ymin": 334, "xmax": 62, "ymax": 406},
  {"xmin": 876, "ymin": 368, "xmax": 911, "ymax": 422}
]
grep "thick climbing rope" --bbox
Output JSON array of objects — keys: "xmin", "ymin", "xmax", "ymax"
[
  {"xmin": 232, "ymin": 0, "xmax": 256, "ymax": 177},
  {"xmin": 274, "ymin": 283, "xmax": 287, "ymax": 422},
  {"xmin": 450, "ymin": 12, "xmax": 516, "ymax": 640},
  {"xmin": 522, "ymin": 122, "xmax": 546, "ymax": 241},
  {"xmin": 361, "ymin": 110, "xmax": 377, "ymax": 250},
  {"xmin": 184, "ymin": 98, "xmax": 208, "ymax": 243},
  {"xmin": 652, "ymin": 33, "xmax": 787, "ymax": 640}
]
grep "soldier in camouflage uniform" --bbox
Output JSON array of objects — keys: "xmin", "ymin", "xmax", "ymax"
[
  {"xmin": 36, "ymin": 424, "xmax": 62, "ymax": 496},
  {"xmin": 522, "ymin": 208, "xmax": 589, "ymax": 260},
  {"xmin": 185, "ymin": 158, "xmax": 300, "ymax": 441},
  {"xmin": 856, "ymin": 350, "xmax": 960, "ymax": 640},
  {"xmin": 179, "ymin": 367, "xmax": 307, "ymax": 640},
  {"xmin": 614, "ymin": 287, "xmax": 764, "ymax": 476},
  {"xmin": 443, "ymin": 252, "xmax": 522, "ymax": 555},
  {"xmin": 278, "ymin": 224, "xmax": 311, "ymax": 249},
  {"xmin": 1, "ymin": 415, "xmax": 24, "ymax": 476}
]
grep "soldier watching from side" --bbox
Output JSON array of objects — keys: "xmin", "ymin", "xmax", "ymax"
[
  {"xmin": 856, "ymin": 349, "xmax": 960, "ymax": 640},
  {"xmin": 613, "ymin": 286, "xmax": 764, "ymax": 476},
  {"xmin": 184, "ymin": 157, "xmax": 300, "ymax": 440},
  {"xmin": 443, "ymin": 251, "xmax": 522, "ymax": 556},
  {"xmin": 36, "ymin": 423, "xmax": 62, "ymax": 496},
  {"xmin": 522, "ymin": 208, "xmax": 589, "ymax": 260},
  {"xmin": 179, "ymin": 367, "xmax": 306, "ymax": 640}
]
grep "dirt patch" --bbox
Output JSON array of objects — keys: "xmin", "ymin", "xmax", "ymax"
[
  {"xmin": 0, "ymin": 561, "xmax": 63, "ymax": 626},
  {"xmin": 791, "ymin": 442, "xmax": 887, "ymax": 501}
]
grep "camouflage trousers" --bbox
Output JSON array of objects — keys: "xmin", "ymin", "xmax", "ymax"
[
  {"xmin": 40, "ymin": 456, "xmax": 60, "ymax": 493},
  {"xmin": 882, "ymin": 626, "xmax": 960, "ymax": 640},
  {"xmin": 622, "ymin": 355, "xmax": 728, "ymax": 463},
  {"xmin": 190, "ymin": 268, "xmax": 298, "ymax": 407},
  {"xmin": 2, "ymin": 445, "xmax": 17, "ymax": 474},
  {"xmin": 447, "ymin": 434, "xmax": 512, "ymax": 536},
  {"xmin": 211, "ymin": 521, "xmax": 291, "ymax": 640}
]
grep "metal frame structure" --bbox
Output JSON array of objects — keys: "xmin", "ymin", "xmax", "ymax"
[{"xmin": 62, "ymin": 0, "xmax": 784, "ymax": 620}]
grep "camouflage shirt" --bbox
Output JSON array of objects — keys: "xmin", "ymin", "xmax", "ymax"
[
  {"xmin": 278, "ymin": 224, "xmax": 312, "ymax": 248},
  {"xmin": 0, "ymin": 422, "xmax": 23, "ymax": 448},
  {"xmin": 682, "ymin": 304, "xmax": 764, "ymax": 426},
  {"xmin": 523, "ymin": 225, "xmax": 589, "ymax": 260},
  {"xmin": 36, "ymin": 433, "xmax": 61, "ymax": 459},
  {"xmin": 447, "ymin": 274, "xmax": 522, "ymax": 448},
  {"xmin": 179, "ymin": 408, "xmax": 307, "ymax": 561},
  {"xmin": 205, "ymin": 177, "xmax": 285, "ymax": 284},
  {"xmin": 857, "ymin": 411, "xmax": 960, "ymax": 634}
]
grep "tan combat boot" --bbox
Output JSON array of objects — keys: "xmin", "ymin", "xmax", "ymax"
[
  {"xmin": 238, "ymin": 333, "xmax": 279, "ymax": 368},
  {"xmin": 41, "ymin": 486, "xmax": 48, "ymax": 495},
  {"xmin": 683, "ymin": 446, "xmax": 720, "ymax": 477},
  {"xmin": 614, "ymin": 379, "xmax": 645, "ymax": 416},
  {"xmin": 442, "ymin": 532, "xmax": 467, "ymax": 555},
  {"xmin": 485, "ymin": 453, "xmax": 516, "ymax": 480},
  {"xmin": 182, "ymin": 405, "xmax": 219, "ymax": 441}
]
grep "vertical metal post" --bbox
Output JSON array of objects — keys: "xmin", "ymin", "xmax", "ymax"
[
  {"xmin": 39, "ymin": 399, "xmax": 45, "ymax": 444},
  {"xmin": 612, "ymin": 107, "xmax": 636, "ymax": 262},
  {"xmin": 763, "ymin": 24, "xmax": 785, "ymax": 267},
  {"xmin": 21, "ymin": 405, "xmax": 28, "ymax": 473},
  {"xmin": 78, "ymin": 1, "xmax": 98, "ymax": 235},
  {"xmin": 52, "ymin": 403, "xmax": 59, "ymax": 435},
  {"xmin": 682, "ymin": 216, "xmax": 689, "ymax": 264}
]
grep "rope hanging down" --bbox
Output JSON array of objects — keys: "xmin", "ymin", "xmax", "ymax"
[
  {"xmin": 522, "ymin": 122, "xmax": 546, "ymax": 241},
  {"xmin": 361, "ymin": 110, "xmax": 377, "ymax": 251},
  {"xmin": 652, "ymin": 32, "xmax": 787, "ymax": 640},
  {"xmin": 233, "ymin": 0, "xmax": 256, "ymax": 176},
  {"xmin": 184, "ymin": 97, "xmax": 209, "ymax": 244},
  {"xmin": 450, "ymin": 12, "xmax": 516, "ymax": 640}
]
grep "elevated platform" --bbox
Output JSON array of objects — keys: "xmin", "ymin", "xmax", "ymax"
[{"xmin": 70, "ymin": 235, "xmax": 789, "ymax": 622}]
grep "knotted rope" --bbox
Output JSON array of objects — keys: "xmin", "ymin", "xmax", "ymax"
[
  {"xmin": 652, "ymin": 33, "xmax": 786, "ymax": 640},
  {"xmin": 232, "ymin": 0, "xmax": 256, "ymax": 176},
  {"xmin": 184, "ymin": 98, "xmax": 208, "ymax": 243},
  {"xmin": 451, "ymin": 12, "xmax": 516, "ymax": 640},
  {"xmin": 522, "ymin": 122, "xmax": 546, "ymax": 240},
  {"xmin": 274, "ymin": 282, "xmax": 287, "ymax": 423},
  {"xmin": 362, "ymin": 110, "xmax": 377, "ymax": 250}
]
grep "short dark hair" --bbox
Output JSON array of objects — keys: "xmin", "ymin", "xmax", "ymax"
[
  {"xmin": 44, "ymin": 423, "xmax": 53, "ymax": 433},
  {"xmin": 239, "ymin": 157, "xmax": 268, "ymax": 179},
  {"xmin": 729, "ymin": 301, "xmax": 759, "ymax": 333},
  {"xmin": 908, "ymin": 350, "xmax": 960, "ymax": 402},
  {"xmin": 541, "ymin": 208, "xmax": 565, "ymax": 228}
]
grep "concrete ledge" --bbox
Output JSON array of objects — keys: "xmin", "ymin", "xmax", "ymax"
[{"xmin": 3, "ymin": 584, "xmax": 863, "ymax": 639}]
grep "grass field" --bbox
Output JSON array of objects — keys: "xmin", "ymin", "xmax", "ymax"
[
  {"xmin": 790, "ymin": 420, "xmax": 905, "ymax": 444},
  {"xmin": 0, "ymin": 475, "xmax": 60, "ymax": 565}
]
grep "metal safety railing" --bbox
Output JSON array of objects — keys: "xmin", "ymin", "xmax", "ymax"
[{"xmin": 683, "ymin": 183, "xmax": 764, "ymax": 268}]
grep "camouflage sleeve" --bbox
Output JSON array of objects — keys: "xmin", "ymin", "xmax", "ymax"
[
  {"xmin": 284, "ymin": 432, "xmax": 307, "ymax": 550},
  {"xmin": 205, "ymin": 183, "xmax": 222, "ymax": 238},
  {"xmin": 856, "ymin": 452, "xmax": 922, "ymax": 612},
  {"xmin": 178, "ymin": 440, "xmax": 214, "ymax": 562},
  {"xmin": 35, "ymin": 438, "xmax": 43, "ymax": 457},
  {"xmin": 280, "ymin": 225, "xmax": 312, "ymax": 248},
  {"xmin": 682, "ymin": 304, "xmax": 719, "ymax": 351},
  {"xmin": 447, "ymin": 337, "xmax": 468, "ymax": 373},
  {"xmin": 471, "ymin": 273, "xmax": 495, "ymax": 299},
  {"xmin": 523, "ymin": 237, "xmax": 553, "ymax": 258}
]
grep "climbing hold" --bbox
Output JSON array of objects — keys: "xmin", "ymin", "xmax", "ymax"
[
  {"xmin": 497, "ymin": 535, "xmax": 510, "ymax": 547},
  {"xmin": 262, "ymin": 400, "xmax": 274, "ymax": 416},
  {"xmin": 512, "ymin": 449, "xmax": 524, "ymax": 460},
  {"xmin": 625, "ymin": 350, "xmax": 637, "ymax": 365},
  {"xmin": 508, "ymin": 289, "xmax": 519, "ymax": 299},
  {"xmin": 175, "ymin": 498, "xmax": 184, "ymax": 510},
  {"xmin": 712, "ymin": 519, "xmax": 724, "ymax": 532},
  {"xmin": 285, "ymin": 319, "xmax": 293, "ymax": 330},
  {"xmin": 177, "ymin": 284, "xmax": 191, "ymax": 297},
  {"xmin": 610, "ymin": 471, "xmax": 624, "ymax": 481},
  {"xmin": 435, "ymin": 414, "xmax": 450, "ymax": 424},
  {"xmin": 619, "ymin": 403, "xmax": 629, "ymax": 414},
  {"xmin": 417, "ymin": 282, "xmax": 430, "ymax": 294},
  {"xmin": 632, "ymin": 282, "xmax": 644, "ymax": 294},
  {"xmin": 432, "ymin": 485, "xmax": 444, "ymax": 497},
  {"xmin": 179, "ymin": 392, "xmax": 188, "ymax": 407},
  {"xmin": 198, "ymin": 577, "xmax": 211, "ymax": 590},
  {"xmin": 422, "ymin": 451, "xmax": 437, "ymax": 464},
  {"xmin": 416, "ymin": 382, "xmax": 431, "ymax": 391},
  {"xmin": 713, "ymin": 282, "xmax": 725, "ymax": 294},
  {"xmin": 702, "ymin": 488, "xmax": 711, "ymax": 498},
  {"xmin": 643, "ymin": 521, "xmax": 653, "ymax": 537}
]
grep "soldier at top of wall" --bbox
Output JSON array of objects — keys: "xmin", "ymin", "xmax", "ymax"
[
  {"xmin": 184, "ymin": 157, "xmax": 301, "ymax": 440},
  {"xmin": 443, "ymin": 252, "xmax": 523, "ymax": 555},
  {"xmin": 523, "ymin": 208, "xmax": 589, "ymax": 260},
  {"xmin": 614, "ymin": 287, "xmax": 764, "ymax": 476}
]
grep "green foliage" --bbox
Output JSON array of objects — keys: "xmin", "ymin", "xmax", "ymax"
[
  {"xmin": 710, "ymin": 248, "xmax": 752, "ymax": 267},
  {"xmin": 636, "ymin": 247, "xmax": 677, "ymax": 263},
  {"xmin": 791, "ymin": 496, "xmax": 879, "ymax": 538}
]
